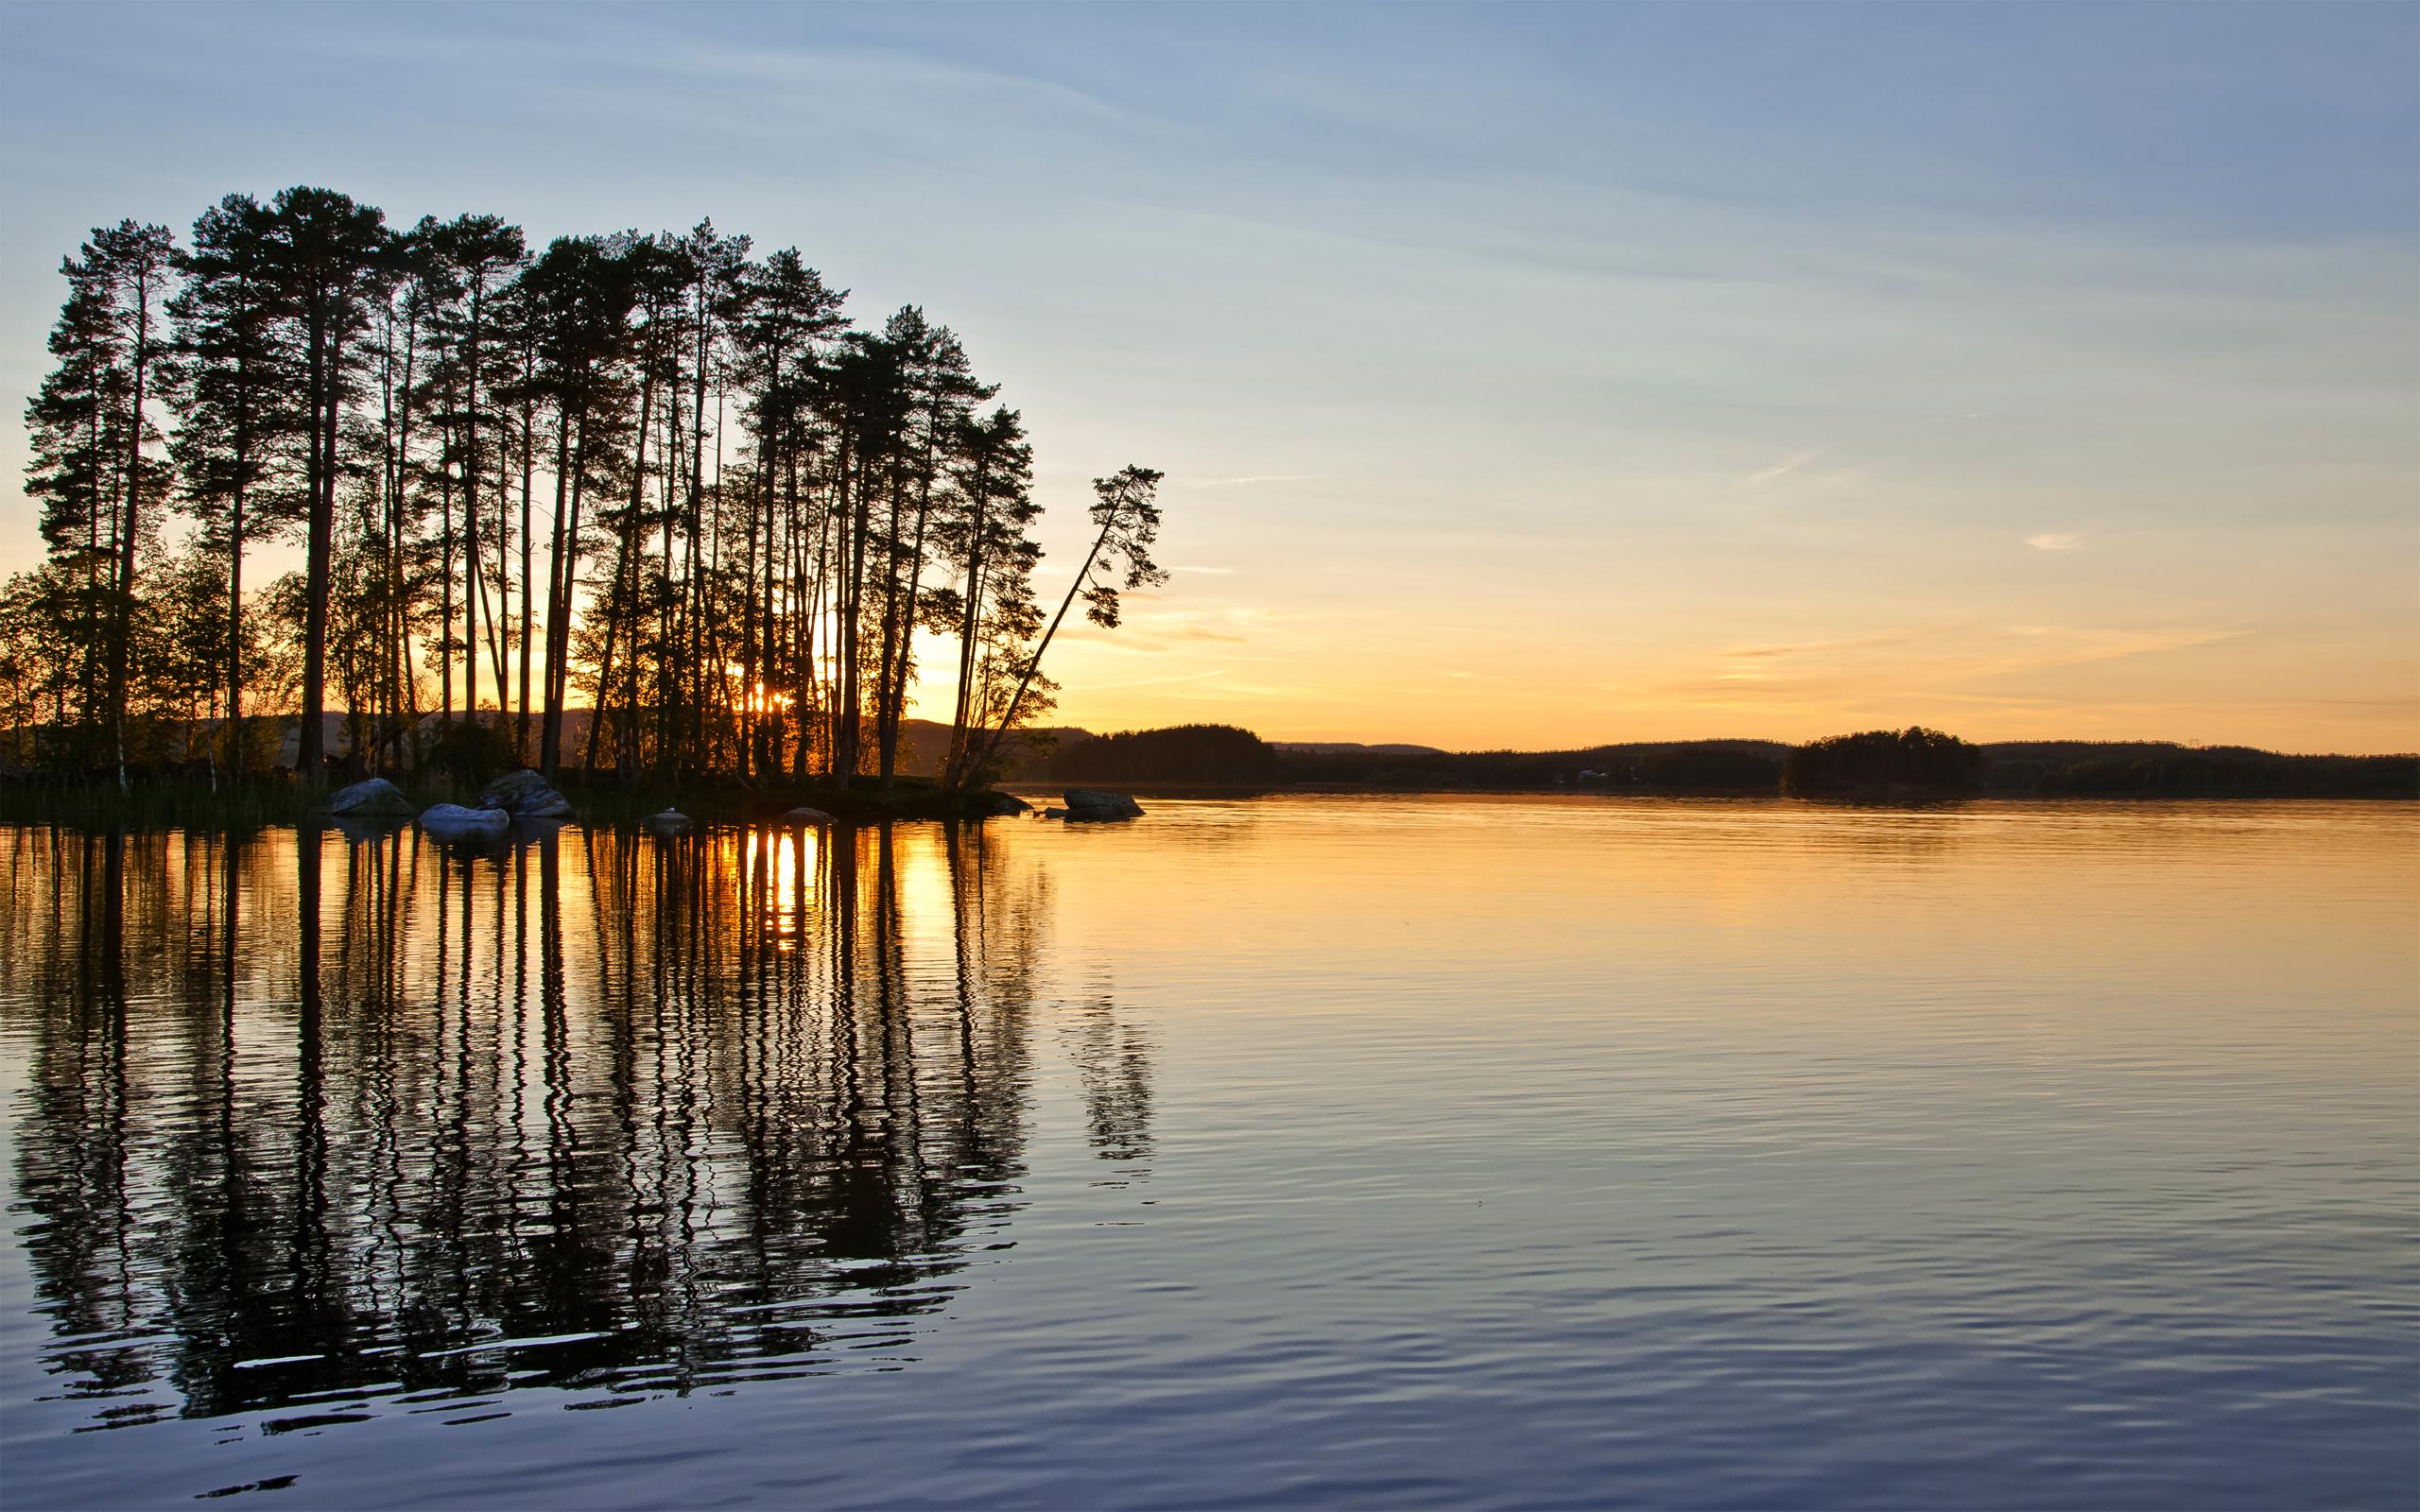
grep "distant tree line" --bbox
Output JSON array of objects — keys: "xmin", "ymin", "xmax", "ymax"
[
  {"xmin": 1028, "ymin": 725, "xmax": 2415, "ymax": 799},
  {"xmin": 1047, "ymin": 723, "xmax": 1280, "ymax": 784},
  {"xmin": 1271, "ymin": 740, "xmax": 1789, "ymax": 793},
  {"xmin": 2024, "ymin": 749, "xmax": 2415, "ymax": 798},
  {"xmin": 8, "ymin": 188, "xmax": 1166, "ymax": 792},
  {"xmin": 1781, "ymin": 726, "xmax": 1985, "ymax": 798}
]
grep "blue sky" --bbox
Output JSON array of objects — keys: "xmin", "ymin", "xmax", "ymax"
[{"xmin": 3, "ymin": 2, "xmax": 2413, "ymax": 748}]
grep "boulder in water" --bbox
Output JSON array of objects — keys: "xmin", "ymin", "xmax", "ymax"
[
  {"xmin": 477, "ymin": 768, "xmax": 576, "ymax": 819},
  {"xmin": 325, "ymin": 776, "xmax": 415, "ymax": 816},
  {"xmin": 1063, "ymin": 788, "xmax": 1145, "ymax": 821},
  {"xmin": 644, "ymin": 809, "xmax": 693, "ymax": 834},
  {"xmin": 420, "ymin": 803, "xmax": 511, "ymax": 836},
  {"xmin": 967, "ymin": 791, "xmax": 1031, "ymax": 816}
]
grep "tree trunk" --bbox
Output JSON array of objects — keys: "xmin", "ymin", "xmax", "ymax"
[
  {"xmin": 297, "ymin": 309, "xmax": 335, "ymax": 788},
  {"xmin": 968, "ymin": 519, "xmax": 1112, "ymax": 781}
]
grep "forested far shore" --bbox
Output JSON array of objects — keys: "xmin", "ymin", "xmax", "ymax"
[
  {"xmin": 1024, "ymin": 724, "xmax": 2420, "ymax": 799},
  {"xmin": 9, "ymin": 187, "xmax": 1165, "ymax": 796}
]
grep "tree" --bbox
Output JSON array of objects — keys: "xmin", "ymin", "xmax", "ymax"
[
  {"xmin": 520, "ymin": 234, "xmax": 636, "ymax": 773},
  {"xmin": 1782, "ymin": 727, "xmax": 1986, "ymax": 798},
  {"xmin": 967, "ymin": 465, "xmax": 1166, "ymax": 782},
  {"xmin": 418, "ymin": 214, "xmax": 527, "ymax": 728},
  {"xmin": 170, "ymin": 193, "xmax": 295, "ymax": 776},
  {"xmin": 95, "ymin": 223, "xmax": 178, "ymax": 790},
  {"xmin": 8, "ymin": 185, "xmax": 1171, "ymax": 799},
  {"xmin": 872, "ymin": 307, "xmax": 993, "ymax": 790},
  {"xmin": 729, "ymin": 249, "xmax": 847, "ymax": 780},
  {"xmin": 22, "ymin": 220, "xmax": 176, "ymax": 784},
  {"xmin": 261, "ymin": 186, "xmax": 389, "ymax": 786},
  {"xmin": 1049, "ymin": 724, "xmax": 1278, "ymax": 784},
  {"xmin": 22, "ymin": 244, "xmax": 127, "ymax": 769},
  {"xmin": 933, "ymin": 405, "xmax": 1040, "ymax": 789},
  {"xmin": 139, "ymin": 543, "xmax": 239, "ymax": 783}
]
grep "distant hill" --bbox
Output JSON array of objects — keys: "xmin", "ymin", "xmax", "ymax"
[
  {"xmin": 894, "ymin": 718, "xmax": 1088, "ymax": 778},
  {"xmin": 1272, "ymin": 741, "xmax": 1447, "ymax": 756}
]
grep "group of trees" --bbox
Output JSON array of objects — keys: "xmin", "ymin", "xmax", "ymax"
[
  {"xmin": 1779, "ymin": 727, "xmax": 1986, "ymax": 797},
  {"xmin": 1271, "ymin": 738, "xmax": 1791, "ymax": 792},
  {"xmin": 1047, "ymin": 723, "xmax": 1281, "ymax": 784},
  {"xmin": 8, "ymin": 186, "xmax": 1165, "ymax": 791}
]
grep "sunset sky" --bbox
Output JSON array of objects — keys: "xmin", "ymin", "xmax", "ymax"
[{"xmin": 3, "ymin": 2, "xmax": 2413, "ymax": 752}]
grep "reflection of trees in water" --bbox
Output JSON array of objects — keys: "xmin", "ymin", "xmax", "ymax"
[
  {"xmin": 3, "ymin": 819, "xmax": 1145, "ymax": 1430},
  {"xmin": 1065, "ymin": 997, "xmax": 1155, "ymax": 1176}
]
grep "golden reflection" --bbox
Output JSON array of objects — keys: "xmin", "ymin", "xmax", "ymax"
[
  {"xmin": 0, "ymin": 819, "xmax": 1147, "ymax": 1429},
  {"xmin": 740, "ymin": 823, "xmax": 821, "ymax": 945}
]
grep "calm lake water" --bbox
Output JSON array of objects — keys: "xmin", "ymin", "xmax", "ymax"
[{"xmin": 1, "ymin": 796, "xmax": 2413, "ymax": 1509}]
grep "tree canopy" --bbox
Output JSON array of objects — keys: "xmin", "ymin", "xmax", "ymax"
[
  {"xmin": 1781, "ymin": 727, "xmax": 1987, "ymax": 798},
  {"xmin": 6, "ymin": 186, "xmax": 1162, "ymax": 792}
]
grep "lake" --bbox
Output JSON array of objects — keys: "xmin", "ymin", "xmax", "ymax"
[{"xmin": 2, "ymin": 796, "xmax": 2412, "ymax": 1509}]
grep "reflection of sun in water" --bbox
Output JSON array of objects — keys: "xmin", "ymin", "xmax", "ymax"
[
  {"xmin": 897, "ymin": 830, "xmax": 959, "ymax": 954},
  {"xmin": 741, "ymin": 825, "xmax": 821, "ymax": 945}
]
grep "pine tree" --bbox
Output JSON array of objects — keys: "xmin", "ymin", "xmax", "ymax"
[
  {"xmin": 259, "ymin": 186, "xmax": 389, "ymax": 786},
  {"xmin": 170, "ymin": 194, "xmax": 295, "ymax": 775},
  {"xmin": 23, "ymin": 221, "xmax": 176, "ymax": 782}
]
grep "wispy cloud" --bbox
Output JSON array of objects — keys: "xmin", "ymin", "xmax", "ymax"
[
  {"xmin": 1722, "ymin": 621, "xmax": 1973, "ymax": 661},
  {"xmin": 1991, "ymin": 625, "xmax": 2248, "ymax": 670},
  {"xmin": 1184, "ymin": 473, "xmax": 1317, "ymax": 489},
  {"xmin": 1745, "ymin": 449, "xmax": 1823, "ymax": 487},
  {"xmin": 1060, "ymin": 602, "xmax": 1266, "ymax": 652},
  {"xmin": 2026, "ymin": 531, "xmax": 2084, "ymax": 550},
  {"xmin": 1077, "ymin": 667, "xmax": 1231, "ymax": 692}
]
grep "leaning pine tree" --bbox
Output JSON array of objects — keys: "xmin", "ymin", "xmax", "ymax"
[{"xmin": 963, "ymin": 465, "xmax": 1166, "ymax": 785}]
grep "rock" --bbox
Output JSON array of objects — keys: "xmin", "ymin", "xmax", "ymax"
[
  {"xmin": 1063, "ymin": 788, "xmax": 1145, "ymax": 821},
  {"xmin": 966, "ymin": 791, "xmax": 1031, "ymax": 816},
  {"xmin": 419, "ymin": 803, "xmax": 511, "ymax": 836},
  {"xmin": 1039, "ymin": 807, "xmax": 1066, "ymax": 820},
  {"xmin": 325, "ymin": 776, "xmax": 416, "ymax": 816},
  {"xmin": 644, "ymin": 809, "xmax": 693, "ymax": 833},
  {"xmin": 477, "ymin": 767, "xmax": 576, "ymax": 819},
  {"xmin": 780, "ymin": 806, "xmax": 836, "ymax": 825}
]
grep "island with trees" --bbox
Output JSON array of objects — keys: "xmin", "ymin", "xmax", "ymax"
[{"xmin": 2, "ymin": 187, "xmax": 1165, "ymax": 821}]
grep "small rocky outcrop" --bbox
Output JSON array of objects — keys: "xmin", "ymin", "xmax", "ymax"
[
  {"xmin": 780, "ymin": 806, "xmax": 836, "ymax": 825},
  {"xmin": 1063, "ymin": 789, "xmax": 1144, "ymax": 821},
  {"xmin": 477, "ymin": 768, "xmax": 576, "ymax": 819},
  {"xmin": 1039, "ymin": 807, "xmax": 1066, "ymax": 820},
  {"xmin": 644, "ymin": 809, "xmax": 693, "ymax": 834},
  {"xmin": 420, "ymin": 803, "xmax": 511, "ymax": 835},
  {"xmin": 966, "ymin": 791, "xmax": 1031, "ymax": 817},
  {"xmin": 325, "ymin": 777, "xmax": 415, "ymax": 816}
]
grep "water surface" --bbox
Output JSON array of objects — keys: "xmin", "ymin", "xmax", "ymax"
[{"xmin": 3, "ymin": 797, "xmax": 2413, "ymax": 1507}]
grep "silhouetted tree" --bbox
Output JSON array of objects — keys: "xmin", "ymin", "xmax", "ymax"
[
  {"xmin": 170, "ymin": 194, "xmax": 294, "ymax": 776},
  {"xmin": 8, "ymin": 186, "xmax": 1166, "ymax": 796},
  {"xmin": 260, "ymin": 187, "xmax": 389, "ymax": 786},
  {"xmin": 1782, "ymin": 727, "xmax": 1985, "ymax": 798},
  {"xmin": 968, "ymin": 465, "xmax": 1165, "ymax": 781}
]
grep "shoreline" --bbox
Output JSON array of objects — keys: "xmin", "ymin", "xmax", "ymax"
[{"xmin": 0, "ymin": 774, "xmax": 2409, "ymax": 833}]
